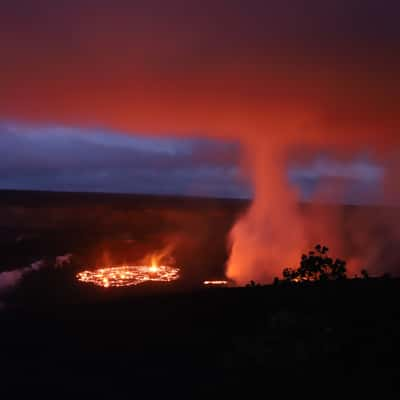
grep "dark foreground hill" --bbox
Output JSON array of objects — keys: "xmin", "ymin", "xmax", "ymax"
[{"xmin": 1, "ymin": 279, "xmax": 400, "ymax": 397}]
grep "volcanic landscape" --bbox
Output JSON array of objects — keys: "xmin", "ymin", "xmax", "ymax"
[{"xmin": 0, "ymin": 190, "xmax": 399, "ymax": 396}]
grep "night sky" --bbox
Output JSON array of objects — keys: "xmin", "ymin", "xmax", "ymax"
[{"xmin": 0, "ymin": 1, "xmax": 399, "ymax": 202}]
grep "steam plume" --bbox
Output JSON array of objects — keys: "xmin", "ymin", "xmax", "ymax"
[{"xmin": 227, "ymin": 139, "xmax": 306, "ymax": 283}]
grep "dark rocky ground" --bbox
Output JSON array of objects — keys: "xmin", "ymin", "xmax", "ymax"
[{"xmin": 1, "ymin": 279, "xmax": 400, "ymax": 397}]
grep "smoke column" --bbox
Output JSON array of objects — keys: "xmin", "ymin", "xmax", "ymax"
[
  {"xmin": 227, "ymin": 138, "xmax": 306, "ymax": 283},
  {"xmin": 228, "ymin": 138, "xmax": 400, "ymax": 284}
]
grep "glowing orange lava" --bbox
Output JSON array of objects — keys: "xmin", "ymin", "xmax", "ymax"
[
  {"xmin": 203, "ymin": 280, "xmax": 228, "ymax": 286},
  {"xmin": 76, "ymin": 265, "xmax": 180, "ymax": 288}
]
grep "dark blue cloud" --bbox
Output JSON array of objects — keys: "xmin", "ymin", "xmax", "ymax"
[
  {"xmin": 0, "ymin": 122, "xmax": 385, "ymax": 203},
  {"xmin": 0, "ymin": 122, "xmax": 247, "ymax": 198},
  {"xmin": 289, "ymin": 156, "xmax": 384, "ymax": 205}
]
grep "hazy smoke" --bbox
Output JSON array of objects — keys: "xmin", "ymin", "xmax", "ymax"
[
  {"xmin": 227, "ymin": 139, "xmax": 306, "ymax": 283},
  {"xmin": 55, "ymin": 254, "xmax": 73, "ymax": 268},
  {"xmin": 0, "ymin": 269, "xmax": 26, "ymax": 292},
  {"xmin": 0, "ymin": 261, "xmax": 43, "ymax": 293},
  {"xmin": 227, "ymin": 140, "xmax": 400, "ymax": 284},
  {"xmin": 0, "ymin": 255, "xmax": 73, "ymax": 295}
]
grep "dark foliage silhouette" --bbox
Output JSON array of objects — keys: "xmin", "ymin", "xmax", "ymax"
[
  {"xmin": 361, "ymin": 269, "xmax": 369, "ymax": 279},
  {"xmin": 246, "ymin": 280, "xmax": 262, "ymax": 288},
  {"xmin": 282, "ymin": 244, "xmax": 347, "ymax": 283}
]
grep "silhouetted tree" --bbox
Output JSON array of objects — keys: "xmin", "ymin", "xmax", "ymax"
[
  {"xmin": 283, "ymin": 244, "xmax": 347, "ymax": 283},
  {"xmin": 246, "ymin": 280, "xmax": 261, "ymax": 288},
  {"xmin": 361, "ymin": 269, "xmax": 369, "ymax": 279}
]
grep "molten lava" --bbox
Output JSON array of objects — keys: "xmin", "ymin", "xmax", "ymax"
[
  {"xmin": 203, "ymin": 280, "xmax": 228, "ymax": 286},
  {"xmin": 76, "ymin": 264, "xmax": 180, "ymax": 288}
]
